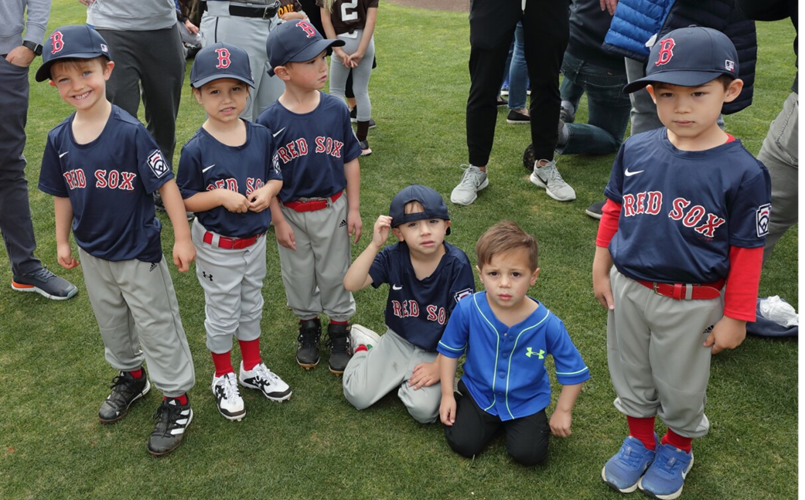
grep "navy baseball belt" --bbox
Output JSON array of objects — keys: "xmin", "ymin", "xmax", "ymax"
[
  {"xmin": 282, "ymin": 190, "xmax": 343, "ymax": 213},
  {"xmin": 203, "ymin": 231, "xmax": 264, "ymax": 249},
  {"xmin": 229, "ymin": 1, "xmax": 280, "ymax": 19},
  {"xmin": 636, "ymin": 279, "xmax": 725, "ymax": 300}
]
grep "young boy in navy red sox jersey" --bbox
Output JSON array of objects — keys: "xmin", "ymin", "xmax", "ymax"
[
  {"xmin": 438, "ymin": 221, "xmax": 589, "ymax": 465},
  {"xmin": 593, "ymin": 27, "xmax": 771, "ymax": 499},
  {"xmin": 36, "ymin": 25, "xmax": 196, "ymax": 457},
  {"xmin": 342, "ymin": 185, "xmax": 474, "ymax": 423},
  {"xmin": 256, "ymin": 20, "xmax": 362, "ymax": 375},
  {"xmin": 177, "ymin": 43, "xmax": 291, "ymax": 422}
]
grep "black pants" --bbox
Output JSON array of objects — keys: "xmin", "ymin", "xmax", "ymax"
[
  {"xmin": 466, "ymin": 0, "xmax": 569, "ymax": 166},
  {"xmin": 444, "ymin": 380, "xmax": 550, "ymax": 466}
]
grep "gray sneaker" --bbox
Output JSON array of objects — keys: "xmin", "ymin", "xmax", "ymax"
[
  {"xmin": 12, "ymin": 267, "xmax": 78, "ymax": 300},
  {"xmin": 529, "ymin": 160, "xmax": 576, "ymax": 202},
  {"xmin": 450, "ymin": 165, "xmax": 488, "ymax": 205}
]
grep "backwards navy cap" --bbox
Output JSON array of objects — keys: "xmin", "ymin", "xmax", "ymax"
[
  {"xmin": 190, "ymin": 43, "xmax": 254, "ymax": 89},
  {"xmin": 623, "ymin": 26, "xmax": 739, "ymax": 93},
  {"xmin": 36, "ymin": 25, "xmax": 111, "ymax": 82},
  {"xmin": 389, "ymin": 185, "xmax": 451, "ymax": 235},
  {"xmin": 267, "ymin": 19, "xmax": 344, "ymax": 76}
]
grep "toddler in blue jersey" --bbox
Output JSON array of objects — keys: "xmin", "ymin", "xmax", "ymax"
[
  {"xmin": 36, "ymin": 25, "xmax": 196, "ymax": 457},
  {"xmin": 438, "ymin": 221, "xmax": 589, "ymax": 466},
  {"xmin": 593, "ymin": 27, "xmax": 770, "ymax": 499},
  {"xmin": 177, "ymin": 43, "xmax": 290, "ymax": 422},
  {"xmin": 342, "ymin": 185, "xmax": 475, "ymax": 424}
]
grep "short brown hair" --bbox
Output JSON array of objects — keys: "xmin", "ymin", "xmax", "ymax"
[
  {"xmin": 50, "ymin": 56, "xmax": 109, "ymax": 79},
  {"xmin": 475, "ymin": 221, "xmax": 538, "ymax": 271}
]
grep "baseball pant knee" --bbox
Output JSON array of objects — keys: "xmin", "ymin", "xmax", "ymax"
[{"xmin": 504, "ymin": 410, "xmax": 550, "ymax": 466}]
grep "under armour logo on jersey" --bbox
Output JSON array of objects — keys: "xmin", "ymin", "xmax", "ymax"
[
  {"xmin": 295, "ymin": 20, "xmax": 317, "ymax": 38},
  {"xmin": 50, "ymin": 31, "xmax": 64, "ymax": 54},
  {"xmin": 339, "ymin": 219, "xmax": 347, "ymax": 228},
  {"xmin": 655, "ymin": 38, "xmax": 675, "ymax": 66},
  {"xmin": 215, "ymin": 48, "xmax": 231, "ymax": 69},
  {"xmin": 147, "ymin": 150, "xmax": 169, "ymax": 178},
  {"xmin": 756, "ymin": 203, "xmax": 771, "ymax": 237},
  {"xmin": 525, "ymin": 347, "xmax": 545, "ymax": 359}
]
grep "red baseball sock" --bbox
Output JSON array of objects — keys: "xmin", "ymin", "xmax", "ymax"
[
  {"xmin": 164, "ymin": 394, "xmax": 188, "ymax": 405},
  {"xmin": 238, "ymin": 338, "xmax": 262, "ymax": 371},
  {"xmin": 330, "ymin": 320, "xmax": 348, "ymax": 325},
  {"xmin": 627, "ymin": 416, "xmax": 657, "ymax": 450},
  {"xmin": 128, "ymin": 368, "xmax": 143, "ymax": 379},
  {"xmin": 211, "ymin": 351, "xmax": 234, "ymax": 377},
  {"xmin": 662, "ymin": 429, "xmax": 693, "ymax": 453}
]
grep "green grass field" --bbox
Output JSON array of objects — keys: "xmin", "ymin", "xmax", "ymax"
[{"xmin": 0, "ymin": 1, "xmax": 798, "ymax": 498}]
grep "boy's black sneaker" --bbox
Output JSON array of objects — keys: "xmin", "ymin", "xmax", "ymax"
[
  {"xmin": 99, "ymin": 369, "xmax": 151, "ymax": 424},
  {"xmin": 326, "ymin": 323, "xmax": 352, "ymax": 375},
  {"xmin": 297, "ymin": 318, "xmax": 321, "ymax": 370},
  {"xmin": 586, "ymin": 200, "xmax": 605, "ymax": 220},
  {"xmin": 147, "ymin": 398, "xmax": 193, "ymax": 457}
]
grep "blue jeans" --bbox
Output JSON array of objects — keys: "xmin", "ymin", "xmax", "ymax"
[
  {"xmin": 558, "ymin": 52, "xmax": 631, "ymax": 155},
  {"xmin": 507, "ymin": 22, "xmax": 529, "ymax": 110}
]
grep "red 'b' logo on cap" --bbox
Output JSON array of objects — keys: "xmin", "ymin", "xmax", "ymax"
[
  {"xmin": 295, "ymin": 20, "xmax": 317, "ymax": 38},
  {"xmin": 655, "ymin": 38, "xmax": 675, "ymax": 66},
  {"xmin": 215, "ymin": 48, "xmax": 231, "ymax": 69},
  {"xmin": 51, "ymin": 31, "xmax": 64, "ymax": 54}
]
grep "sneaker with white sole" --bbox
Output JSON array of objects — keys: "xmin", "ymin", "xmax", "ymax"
[
  {"xmin": 586, "ymin": 200, "xmax": 605, "ymax": 220},
  {"xmin": 239, "ymin": 361, "xmax": 292, "ymax": 402},
  {"xmin": 211, "ymin": 372, "xmax": 245, "ymax": 421},
  {"xmin": 638, "ymin": 443, "xmax": 694, "ymax": 500},
  {"xmin": 350, "ymin": 324, "xmax": 381, "ymax": 350},
  {"xmin": 601, "ymin": 435, "xmax": 657, "ymax": 493},
  {"xmin": 147, "ymin": 398, "xmax": 193, "ymax": 457},
  {"xmin": 11, "ymin": 267, "xmax": 78, "ymax": 300},
  {"xmin": 450, "ymin": 165, "xmax": 488, "ymax": 206},
  {"xmin": 529, "ymin": 159, "xmax": 576, "ymax": 201},
  {"xmin": 359, "ymin": 140, "xmax": 372, "ymax": 156}
]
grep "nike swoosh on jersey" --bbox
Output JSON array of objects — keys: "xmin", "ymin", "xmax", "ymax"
[
  {"xmin": 273, "ymin": 127, "xmax": 286, "ymax": 138},
  {"xmin": 202, "ymin": 164, "xmax": 215, "ymax": 173},
  {"xmin": 392, "ymin": 285, "xmax": 403, "ymax": 290},
  {"xmin": 624, "ymin": 168, "xmax": 645, "ymax": 176},
  {"xmin": 59, "ymin": 151, "xmax": 68, "ymax": 158}
]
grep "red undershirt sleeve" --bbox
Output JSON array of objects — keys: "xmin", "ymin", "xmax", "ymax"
[
  {"xmin": 723, "ymin": 246, "xmax": 763, "ymax": 322},
  {"xmin": 595, "ymin": 199, "xmax": 621, "ymax": 247}
]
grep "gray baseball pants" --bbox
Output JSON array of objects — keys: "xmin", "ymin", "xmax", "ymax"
[
  {"xmin": 343, "ymin": 327, "xmax": 441, "ymax": 424},
  {"xmin": 79, "ymin": 249, "xmax": 196, "ymax": 397},
  {"xmin": 328, "ymin": 29, "xmax": 374, "ymax": 122},
  {"xmin": 607, "ymin": 268, "xmax": 723, "ymax": 438}
]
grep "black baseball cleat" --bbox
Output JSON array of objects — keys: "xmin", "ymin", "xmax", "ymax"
[
  {"xmin": 99, "ymin": 369, "xmax": 150, "ymax": 424},
  {"xmin": 326, "ymin": 323, "xmax": 352, "ymax": 375},
  {"xmin": 296, "ymin": 318, "xmax": 321, "ymax": 370},
  {"xmin": 147, "ymin": 397, "xmax": 192, "ymax": 457}
]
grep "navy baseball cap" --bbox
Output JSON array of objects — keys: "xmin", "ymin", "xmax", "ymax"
[
  {"xmin": 267, "ymin": 19, "xmax": 344, "ymax": 76},
  {"xmin": 190, "ymin": 43, "xmax": 254, "ymax": 88},
  {"xmin": 35, "ymin": 25, "xmax": 111, "ymax": 82},
  {"xmin": 389, "ymin": 185, "xmax": 451, "ymax": 235},
  {"xmin": 623, "ymin": 26, "xmax": 739, "ymax": 93}
]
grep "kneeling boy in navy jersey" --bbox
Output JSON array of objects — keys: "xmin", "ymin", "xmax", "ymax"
[
  {"xmin": 342, "ymin": 185, "xmax": 474, "ymax": 423},
  {"xmin": 439, "ymin": 221, "xmax": 589, "ymax": 465},
  {"xmin": 593, "ymin": 27, "xmax": 770, "ymax": 499}
]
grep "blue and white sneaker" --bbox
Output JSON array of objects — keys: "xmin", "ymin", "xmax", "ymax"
[
  {"xmin": 638, "ymin": 443, "xmax": 693, "ymax": 500},
  {"xmin": 601, "ymin": 436, "xmax": 656, "ymax": 493}
]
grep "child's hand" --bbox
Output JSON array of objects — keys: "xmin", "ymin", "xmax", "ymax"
[
  {"xmin": 408, "ymin": 360, "xmax": 440, "ymax": 390},
  {"xmin": 704, "ymin": 315, "xmax": 747, "ymax": 354},
  {"xmin": 440, "ymin": 395, "xmax": 456, "ymax": 426},
  {"xmin": 348, "ymin": 208, "xmax": 362, "ymax": 243},
  {"xmin": 333, "ymin": 47, "xmax": 351, "ymax": 67},
  {"xmin": 371, "ymin": 215, "xmax": 392, "ymax": 248},
  {"xmin": 173, "ymin": 239, "xmax": 196, "ymax": 272},
  {"xmin": 248, "ymin": 186, "xmax": 273, "ymax": 213},
  {"xmin": 592, "ymin": 271, "xmax": 614, "ymax": 310},
  {"xmin": 57, "ymin": 242, "xmax": 79, "ymax": 269},
  {"xmin": 346, "ymin": 51, "xmax": 365, "ymax": 68},
  {"xmin": 219, "ymin": 190, "xmax": 250, "ymax": 213},
  {"xmin": 549, "ymin": 408, "xmax": 573, "ymax": 437},
  {"xmin": 274, "ymin": 219, "xmax": 297, "ymax": 250}
]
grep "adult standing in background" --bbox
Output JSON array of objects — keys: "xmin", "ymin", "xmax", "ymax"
[
  {"xmin": 78, "ymin": 0, "xmax": 185, "ymax": 177},
  {"xmin": 1, "ymin": 0, "xmax": 78, "ymax": 300},
  {"xmin": 199, "ymin": 0, "xmax": 286, "ymax": 122},
  {"xmin": 451, "ymin": 0, "xmax": 576, "ymax": 206},
  {"xmin": 734, "ymin": 0, "xmax": 798, "ymax": 264}
]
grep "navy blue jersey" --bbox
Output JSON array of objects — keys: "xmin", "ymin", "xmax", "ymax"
[
  {"xmin": 604, "ymin": 129, "xmax": 771, "ymax": 284},
  {"xmin": 438, "ymin": 292, "xmax": 590, "ymax": 421},
  {"xmin": 38, "ymin": 106, "xmax": 171, "ymax": 263},
  {"xmin": 255, "ymin": 92, "xmax": 361, "ymax": 202},
  {"xmin": 368, "ymin": 241, "xmax": 474, "ymax": 351},
  {"xmin": 177, "ymin": 121, "xmax": 282, "ymax": 238}
]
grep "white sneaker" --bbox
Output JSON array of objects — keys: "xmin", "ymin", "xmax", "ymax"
[
  {"xmin": 350, "ymin": 324, "xmax": 381, "ymax": 350},
  {"xmin": 529, "ymin": 159, "xmax": 576, "ymax": 201},
  {"xmin": 239, "ymin": 361, "xmax": 292, "ymax": 402},
  {"xmin": 450, "ymin": 165, "xmax": 488, "ymax": 205},
  {"xmin": 211, "ymin": 372, "xmax": 245, "ymax": 421}
]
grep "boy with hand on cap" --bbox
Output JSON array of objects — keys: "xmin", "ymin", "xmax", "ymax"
[
  {"xmin": 593, "ymin": 27, "xmax": 771, "ymax": 498},
  {"xmin": 177, "ymin": 43, "xmax": 289, "ymax": 423},
  {"xmin": 256, "ymin": 20, "xmax": 363, "ymax": 375},
  {"xmin": 342, "ymin": 185, "xmax": 474, "ymax": 423},
  {"xmin": 36, "ymin": 25, "xmax": 196, "ymax": 456}
]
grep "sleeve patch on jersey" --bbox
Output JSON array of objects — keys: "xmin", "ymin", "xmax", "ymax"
[
  {"xmin": 756, "ymin": 203, "xmax": 771, "ymax": 237},
  {"xmin": 147, "ymin": 150, "xmax": 169, "ymax": 178},
  {"xmin": 454, "ymin": 288, "xmax": 473, "ymax": 303}
]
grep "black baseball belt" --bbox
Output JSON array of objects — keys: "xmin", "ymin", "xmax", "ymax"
[{"xmin": 229, "ymin": 1, "xmax": 280, "ymax": 19}]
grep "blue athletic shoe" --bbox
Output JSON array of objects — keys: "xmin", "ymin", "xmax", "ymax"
[
  {"xmin": 601, "ymin": 435, "xmax": 657, "ymax": 493},
  {"xmin": 638, "ymin": 443, "xmax": 694, "ymax": 500}
]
